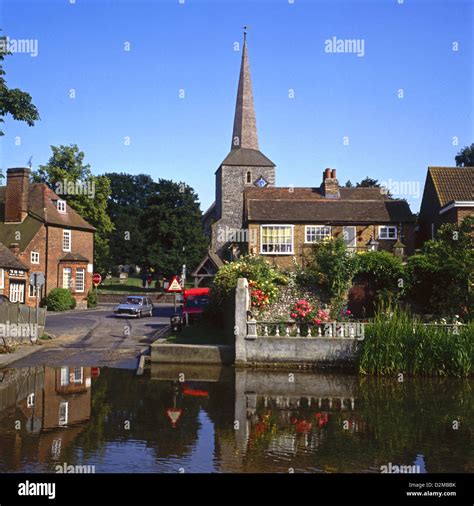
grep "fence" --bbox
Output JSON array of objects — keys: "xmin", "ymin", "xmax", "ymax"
[
  {"xmin": 0, "ymin": 303, "xmax": 47, "ymax": 346},
  {"xmin": 248, "ymin": 321, "xmax": 366, "ymax": 339}
]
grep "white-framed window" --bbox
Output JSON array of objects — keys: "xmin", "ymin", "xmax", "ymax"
[
  {"xmin": 378, "ymin": 225, "xmax": 397, "ymax": 240},
  {"xmin": 9, "ymin": 282, "xmax": 25, "ymax": 303},
  {"xmin": 57, "ymin": 200, "xmax": 67, "ymax": 213},
  {"xmin": 31, "ymin": 251, "xmax": 40, "ymax": 264},
  {"xmin": 0, "ymin": 268, "xmax": 4, "ymax": 290},
  {"xmin": 59, "ymin": 401, "xmax": 69, "ymax": 426},
  {"xmin": 62, "ymin": 268, "xmax": 72, "ymax": 289},
  {"xmin": 27, "ymin": 393, "xmax": 35, "ymax": 408},
  {"xmin": 73, "ymin": 367, "xmax": 83, "ymax": 384},
  {"xmin": 260, "ymin": 225, "xmax": 294, "ymax": 254},
  {"xmin": 75, "ymin": 268, "xmax": 85, "ymax": 292},
  {"xmin": 305, "ymin": 225, "xmax": 331, "ymax": 243},
  {"xmin": 63, "ymin": 230, "xmax": 71, "ymax": 252},
  {"xmin": 60, "ymin": 367, "xmax": 69, "ymax": 386}
]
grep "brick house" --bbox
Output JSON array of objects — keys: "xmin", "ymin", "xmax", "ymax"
[
  {"xmin": 417, "ymin": 167, "xmax": 474, "ymax": 246},
  {"xmin": 244, "ymin": 169, "xmax": 415, "ymax": 270},
  {"xmin": 193, "ymin": 34, "xmax": 415, "ymax": 283},
  {"xmin": 0, "ymin": 167, "xmax": 95, "ymax": 308},
  {"xmin": 0, "ymin": 242, "xmax": 30, "ymax": 302}
]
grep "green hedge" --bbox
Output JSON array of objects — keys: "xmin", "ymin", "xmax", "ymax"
[{"xmin": 43, "ymin": 288, "xmax": 76, "ymax": 312}]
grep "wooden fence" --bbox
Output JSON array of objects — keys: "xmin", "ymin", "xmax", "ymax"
[{"xmin": 0, "ymin": 303, "xmax": 47, "ymax": 346}]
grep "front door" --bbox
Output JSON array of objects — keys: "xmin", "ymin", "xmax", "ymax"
[
  {"xmin": 343, "ymin": 226, "xmax": 357, "ymax": 249},
  {"xmin": 9, "ymin": 281, "xmax": 25, "ymax": 303}
]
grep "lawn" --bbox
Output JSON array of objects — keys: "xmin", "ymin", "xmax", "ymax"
[
  {"xmin": 166, "ymin": 319, "xmax": 233, "ymax": 345},
  {"xmin": 98, "ymin": 275, "xmax": 159, "ymax": 294}
]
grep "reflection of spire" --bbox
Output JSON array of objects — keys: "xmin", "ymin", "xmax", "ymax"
[{"xmin": 231, "ymin": 30, "xmax": 259, "ymax": 151}]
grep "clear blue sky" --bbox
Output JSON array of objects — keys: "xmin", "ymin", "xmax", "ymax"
[{"xmin": 1, "ymin": 0, "xmax": 472, "ymax": 212}]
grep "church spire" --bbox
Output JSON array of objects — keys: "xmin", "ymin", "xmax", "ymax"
[{"xmin": 231, "ymin": 29, "xmax": 259, "ymax": 151}]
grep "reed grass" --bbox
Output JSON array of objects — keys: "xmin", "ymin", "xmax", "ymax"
[{"xmin": 358, "ymin": 306, "xmax": 473, "ymax": 377}]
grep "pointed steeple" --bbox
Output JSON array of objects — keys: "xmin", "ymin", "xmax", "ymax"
[{"xmin": 231, "ymin": 30, "xmax": 259, "ymax": 151}]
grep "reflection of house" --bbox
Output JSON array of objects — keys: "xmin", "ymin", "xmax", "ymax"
[
  {"xmin": 0, "ymin": 366, "xmax": 91, "ymax": 470},
  {"xmin": 417, "ymin": 167, "xmax": 474, "ymax": 246},
  {"xmin": 0, "ymin": 168, "xmax": 95, "ymax": 307}
]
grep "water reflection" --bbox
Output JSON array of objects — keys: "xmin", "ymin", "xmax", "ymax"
[{"xmin": 0, "ymin": 365, "xmax": 472, "ymax": 473}]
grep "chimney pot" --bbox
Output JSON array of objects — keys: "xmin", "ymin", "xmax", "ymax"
[
  {"xmin": 331, "ymin": 169, "xmax": 337, "ymax": 179},
  {"xmin": 9, "ymin": 243, "xmax": 20, "ymax": 257},
  {"xmin": 324, "ymin": 168, "xmax": 331, "ymax": 180}
]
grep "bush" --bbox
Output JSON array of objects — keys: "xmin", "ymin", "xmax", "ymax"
[
  {"xmin": 43, "ymin": 288, "xmax": 76, "ymax": 311},
  {"xmin": 405, "ymin": 216, "xmax": 473, "ymax": 319},
  {"xmin": 355, "ymin": 251, "xmax": 405, "ymax": 306},
  {"xmin": 87, "ymin": 289, "xmax": 98, "ymax": 308},
  {"xmin": 206, "ymin": 255, "xmax": 288, "ymax": 328},
  {"xmin": 307, "ymin": 238, "xmax": 358, "ymax": 299}
]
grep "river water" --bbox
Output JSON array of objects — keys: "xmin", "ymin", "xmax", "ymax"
[{"xmin": 0, "ymin": 365, "xmax": 472, "ymax": 473}]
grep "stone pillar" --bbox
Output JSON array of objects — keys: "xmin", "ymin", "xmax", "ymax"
[{"xmin": 235, "ymin": 278, "xmax": 250, "ymax": 364}]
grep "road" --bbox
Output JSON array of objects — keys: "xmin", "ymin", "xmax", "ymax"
[{"xmin": 7, "ymin": 303, "xmax": 175, "ymax": 369}]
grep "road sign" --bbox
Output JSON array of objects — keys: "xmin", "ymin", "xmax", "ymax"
[
  {"xmin": 92, "ymin": 273, "xmax": 102, "ymax": 286},
  {"xmin": 29, "ymin": 271, "xmax": 45, "ymax": 287},
  {"xmin": 91, "ymin": 367, "xmax": 100, "ymax": 378},
  {"xmin": 166, "ymin": 275, "xmax": 182, "ymax": 293},
  {"xmin": 166, "ymin": 408, "xmax": 183, "ymax": 428}
]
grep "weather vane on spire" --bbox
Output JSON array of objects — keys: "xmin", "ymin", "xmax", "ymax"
[{"xmin": 243, "ymin": 25, "xmax": 249, "ymax": 41}]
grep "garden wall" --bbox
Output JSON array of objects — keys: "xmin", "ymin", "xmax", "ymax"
[{"xmin": 235, "ymin": 278, "xmax": 361, "ymax": 368}]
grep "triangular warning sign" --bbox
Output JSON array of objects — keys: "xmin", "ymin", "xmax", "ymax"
[
  {"xmin": 166, "ymin": 275, "xmax": 182, "ymax": 293},
  {"xmin": 166, "ymin": 408, "xmax": 183, "ymax": 428}
]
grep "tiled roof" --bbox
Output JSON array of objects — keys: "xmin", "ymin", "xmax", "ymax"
[
  {"xmin": 0, "ymin": 242, "xmax": 29, "ymax": 270},
  {"xmin": 428, "ymin": 167, "xmax": 474, "ymax": 207},
  {"xmin": 0, "ymin": 184, "xmax": 96, "ymax": 231},
  {"xmin": 245, "ymin": 187, "xmax": 414, "ymax": 223},
  {"xmin": 221, "ymin": 148, "xmax": 275, "ymax": 167}
]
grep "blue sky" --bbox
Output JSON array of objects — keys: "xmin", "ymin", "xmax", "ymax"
[{"xmin": 1, "ymin": 0, "xmax": 472, "ymax": 212}]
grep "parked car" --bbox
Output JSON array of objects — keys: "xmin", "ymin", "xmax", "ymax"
[
  {"xmin": 114, "ymin": 296, "xmax": 154, "ymax": 318},
  {"xmin": 182, "ymin": 288, "xmax": 210, "ymax": 324},
  {"xmin": 0, "ymin": 295, "xmax": 10, "ymax": 304}
]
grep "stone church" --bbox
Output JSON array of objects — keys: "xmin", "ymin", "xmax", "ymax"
[{"xmin": 192, "ymin": 35, "xmax": 415, "ymax": 285}]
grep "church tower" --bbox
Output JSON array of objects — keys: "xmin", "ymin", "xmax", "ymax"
[{"xmin": 212, "ymin": 31, "xmax": 276, "ymax": 258}]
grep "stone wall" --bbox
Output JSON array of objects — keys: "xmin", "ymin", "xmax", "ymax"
[{"xmin": 235, "ymin": 278, "xmax": 360, "ymax": 368}]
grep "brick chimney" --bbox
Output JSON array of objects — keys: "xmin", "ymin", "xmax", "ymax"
[
  {"xmin": 321, "ymin": 167, "xmax": 340, "ymax": 198},
  {"xmin": 9, "ymin": 243, "xmax": 20, "ymax": 257},
  {"xmin": 5, "ymin": 167, "xmax": 30, "ymax": 223}
]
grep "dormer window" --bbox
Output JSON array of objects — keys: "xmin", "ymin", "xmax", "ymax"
[{"xmin": 57, "ymin": 200, "xmax": 67, "ymax": 213}]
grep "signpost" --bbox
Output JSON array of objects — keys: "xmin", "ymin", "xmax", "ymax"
[
  {"xmin": 29, "ymin": 272, "xmax": 45, "ymax": 334},
  {"xmin": 92, "ymin": 273, "xmax": 102, "ymax": 287},
  {"xmin": 166, "ymin": 275, "xmax": 183, "ymax": 312}
]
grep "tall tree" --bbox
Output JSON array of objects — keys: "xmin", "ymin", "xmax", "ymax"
[
  {"xmin": 455, "ymin": 144, "xmax": 474, "ymax": 167},
  {"xmin": 0, "ymin": 33, "xmax": 39, "ymax": 136},
  {"xmin": 141, "ymin": 179, "xmax": 208, "ymax": 276},
  {"xmin": 105, "ymin": 173, "xmax": 156, "ymax": 269},
  {"xmin": 33, "ymin": 145, "xmax": 114, "ymax": 274}
]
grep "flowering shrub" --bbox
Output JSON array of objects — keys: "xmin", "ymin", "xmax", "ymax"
[
  {"xmin": 290, "ymin": 299, "xmax": 331, "ymax": 325},
  {"xmin": 249, "ymin": 280, "xmax": 278, "ymax": 309}
]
